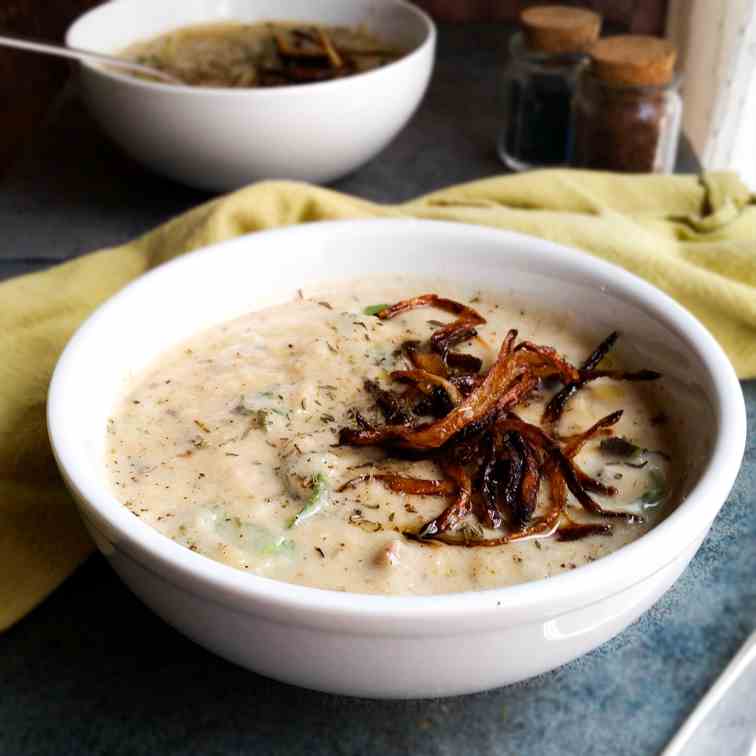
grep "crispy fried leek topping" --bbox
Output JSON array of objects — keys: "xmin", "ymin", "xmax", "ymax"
[{"xmin": 338, "ymin": 295, "xmax": 663, "ymax": 546}]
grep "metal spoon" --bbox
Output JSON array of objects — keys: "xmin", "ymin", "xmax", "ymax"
[{"xmin": 0, "ymin": 32, "xmax": 183, "ymax": 85}]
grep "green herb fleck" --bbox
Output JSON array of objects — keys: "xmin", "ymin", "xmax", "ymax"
[
  {"xmin": 211, "ymin": 508, "xmax": 294, "ymax": 557},
  {"xmin": 235, "ymin": 393, "xmax": 288, "ymax": 430},
  {"xmin": 364, "ymin": 303, "xmax": 389, "ymax": 317}
]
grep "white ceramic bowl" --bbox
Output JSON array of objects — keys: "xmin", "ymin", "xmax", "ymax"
[
  {"xmin": 48, "ymin": 220, "xmax": 746, "ymax": 698},
  {"xmin": 65, "ymin": 0, "xmax": 435, "ymax": 191}
]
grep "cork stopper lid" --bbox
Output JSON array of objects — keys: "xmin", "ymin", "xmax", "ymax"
[
  {"xmin": 520, "ymin": 5, "xmax": 602, "ymax": 54},
  {"xmin": 590, "ymin": 35, "xmax": 677, "ymax": 86}
]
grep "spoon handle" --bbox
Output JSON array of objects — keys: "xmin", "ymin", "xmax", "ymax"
[{"xmin": 0, "ymin": 32, "xmax": 181, "ymax": 84}]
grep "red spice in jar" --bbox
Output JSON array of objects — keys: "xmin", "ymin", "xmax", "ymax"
[{"xmin": 571, "ymin": 35, "xmax": 682, "ymax": 173}]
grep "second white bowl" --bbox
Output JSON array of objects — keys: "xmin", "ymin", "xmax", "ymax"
[{"xmin": 66, "ymin": 0, "xmax": 436, "ymax": 190}]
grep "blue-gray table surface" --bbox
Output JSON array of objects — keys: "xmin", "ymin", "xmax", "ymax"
[{"xmin": 1, "ymin": 23, "xmax": 752, "ymax": 756}]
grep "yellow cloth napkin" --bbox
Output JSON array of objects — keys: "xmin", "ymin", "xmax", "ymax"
[{"xmin": 2, "ymin": 169, "xmax": 755, "ymax": 631}]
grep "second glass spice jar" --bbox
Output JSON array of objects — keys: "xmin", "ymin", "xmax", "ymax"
[
  {"xmin": 571, "ymin": 35, "xmax": 682, "ymax": 173},
  {"xmin": 498, "ymin": 5, "xmax": 601, "ymax": 171}
]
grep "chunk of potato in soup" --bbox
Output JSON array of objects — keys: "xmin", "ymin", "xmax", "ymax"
[{"xmin": 105, "ymin": 278, "xmax": 679, "ymax": 595}]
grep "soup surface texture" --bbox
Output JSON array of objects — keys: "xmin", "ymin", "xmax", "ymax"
[
  {"xmin": 106, "ymin": 279, "xmax": 678, "ymax": 595},
  {"xmin": 119, "ymin": 21, "xmax": 402, "ymax": 87}
]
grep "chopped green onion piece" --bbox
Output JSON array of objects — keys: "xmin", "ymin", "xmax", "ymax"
[
  {"xmin": 289, "ymin": 472, "xmax": 329, "ymax": 528},
  {"xmin": 363, "ymin": 303, "xmax": 389, "ymax": 317},
  {"xmin": 639, "ymin": 469, "xmax": 667, "ymax": 506},
  {"xmin": 600, "ymin": 436, "xmax": 642, "ymax": 458},
  {"xmin": 259, "ymin": 536, "xmax": 295, "ymax": 556},
  {"xmin": 211, "ymin": 510, "xmax": 294, "ymax": 557}
]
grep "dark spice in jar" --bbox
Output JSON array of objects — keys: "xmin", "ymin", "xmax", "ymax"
[
  {"xmin": 571, "ymin": 36, "xmax": 681, "ymax": 173},
  {"xmin": 503, "ymin": 54, "xmax": 577, "ymax": 167},
  {"xmin": 498, "ymin": 6, "xmax": 601, "ymax": 171}
]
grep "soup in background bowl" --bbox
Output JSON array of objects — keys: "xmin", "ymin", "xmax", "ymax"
[
  {"xmin": 120, "ymin": 21, "xmax": 403, "ymax": 87},
  {"xmin": 48, "ymin": 220, "xmax": 746, "ymax": 697}
]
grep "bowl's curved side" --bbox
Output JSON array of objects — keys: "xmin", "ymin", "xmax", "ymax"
[
  {"xmin": 83, "ymin": 506, "xmax": 703, "ymax": 697},
  {"xmin": 66, "ymin": 0, "xmax": 436, "ymax": 189}
]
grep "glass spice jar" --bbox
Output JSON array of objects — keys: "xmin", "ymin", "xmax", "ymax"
[
  {"xmin": 571, "ymin": 36, "xmax": 682, "ymax": 173},
  {"xmin": 498, "ymin": 5, "xmax": 601, "ymax": 172}
]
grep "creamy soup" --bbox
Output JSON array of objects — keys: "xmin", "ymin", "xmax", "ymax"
[
  {"xmin": 119, "ymin": 22, "xmax": 402, "ymax": 87},
  {"xmin": 105, "ymin": 279, "xmax": 679, "ymax": 595}
]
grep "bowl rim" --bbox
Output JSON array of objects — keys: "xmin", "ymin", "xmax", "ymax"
[
  {"xmin": 64, "ymin": 0, "xmax": 436, "ymax": 97},
  {"xmin": 47, "ymin": 218, "xmax": 747, "ymax": 621}
]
